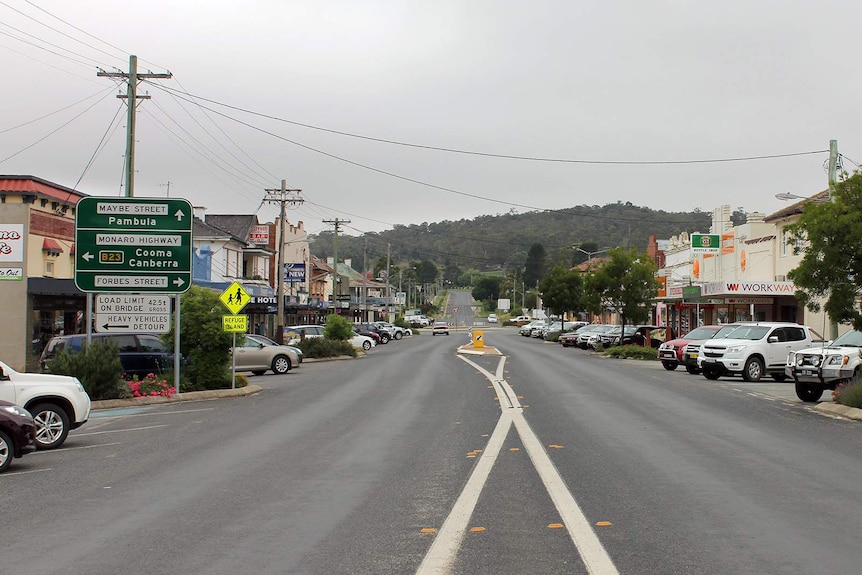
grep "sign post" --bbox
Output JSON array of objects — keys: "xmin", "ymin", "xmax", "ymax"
[
  {"xmin": 75, "ymin": 197, "xmax": 193, "ymax": 293},
  {"xmin": 220, "ymin": 281, "xmax": 250, "ymax": 389}
]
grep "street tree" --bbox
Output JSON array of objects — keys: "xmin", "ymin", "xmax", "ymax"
[
  {"xmin": 524, "ymin": 243, "xmax": 547, "ymax": 287},
  {"xmin": 787, "ymin": 172, "xmax": 862, "ymax": 329},
  {"xmin": 538, "ymin": 265, "xmax": 584, "ymax": 319},
  {"xmin": 472, "ymin": 276, "xmax": 502, "ymax": 303},
  {"xmin": 585, "ymin": 247, "xmax": 661, "ymax": 327}
]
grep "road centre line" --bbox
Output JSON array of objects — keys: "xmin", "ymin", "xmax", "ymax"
[
  {"xmin": 415, "ymin": 411, "xmax": 513, "ymax": 574},
  {"xmin": 442, "ymin": 354, "xmax": 620, "ymax": 575}
]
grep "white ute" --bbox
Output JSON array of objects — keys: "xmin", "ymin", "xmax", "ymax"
[{"xmin": 698, "ymin": 322, "xmax": 822, "ymax": 382}]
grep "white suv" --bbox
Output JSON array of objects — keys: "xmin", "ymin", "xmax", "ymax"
[
  {"xmin": 0, "ymin": 360, "xmax": 91, "ymax": 449},
  {"xmin": 698, "ymin": 322, "xmax": 821, "ymax": 382}
]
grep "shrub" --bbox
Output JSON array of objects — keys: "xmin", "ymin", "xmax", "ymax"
[
  {"xmin": 124, "ymin": 373, "xmax": 176, "ymax": 398},
  {"xmin": 603, "ymin": 345, "xmax": 658, "ymax": 360},
  {"xmin": 544, "ymin": 331, "xmax": 562, "ymax": 342},
  {"xmin": 47, "ymin": 339, "xmax": 125, "ymax": 400},
  {"xmin": 234, "ymin": 373, "xmax": 250, "ymax": 388},
  {"xmin": 834, "ymin": 376, "xmax": 862, "ymax": 408},
  {"xmin": 162, "ymin": 285, "xmax": 234, "ymax": 390},
  {"xmin": 323, "ymin": 313, "xmax": 354, "ymax": 340},
  {"xmin": 297, "ymin": 337, "xmax": 357, "ymax": 358}
]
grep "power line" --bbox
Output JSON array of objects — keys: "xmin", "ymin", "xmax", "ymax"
[
  {"xmin": 145, "ymin": 83, "xmax": 829, "ymax": 166},
  {"xmin": 0, "ymin": 86, "xmax": 113, "ymax": 135}
]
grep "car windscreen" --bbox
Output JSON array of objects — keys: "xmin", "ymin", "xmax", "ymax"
[
  {"xmin": 714, "ymin": 324, "xmax": 742, "ymax": 338},
  {"xmin": 831, "ymin": 330, "xmax": 862, "ymax": 347},
  {"xmin": 723, "ymin": 325, "xmax": 770, "ymax": 340},
  {"xmin": 684, "ymin": 326, "xmax": 721, "ymax": 340}
]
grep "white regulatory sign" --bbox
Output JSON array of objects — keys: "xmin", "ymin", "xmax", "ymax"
[
  {"xmin": 94, "ymin": 294, "xmax": 172, "ymax": 333},
  {"xmin": 96, "ymin": 294, "xmax": 171, "ymax": 314}
]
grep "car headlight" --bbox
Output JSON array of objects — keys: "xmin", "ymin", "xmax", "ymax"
[
  {"xmin": 1, "ymin": 404, "xmax": 32, "ymax": 418},
  {"xmin": 726, "ymin": 345, "xmax": 747, "ymax": 354},
  {"xmin": 825, "ymin": 355, "xmax": 849, "ymax": 366},
  {"xmin": 74, "ymin": 378, "xmax": 86, "ymax": 393}
]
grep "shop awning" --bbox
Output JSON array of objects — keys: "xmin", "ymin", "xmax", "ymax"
[{"xmin": 42, "ymin": 238, "xmax": 64, "ymax": 253}]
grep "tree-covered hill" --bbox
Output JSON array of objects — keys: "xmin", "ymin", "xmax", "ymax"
[{"xmin": 310, "ymin": 202, "xmax": 714, "ymax": 274}]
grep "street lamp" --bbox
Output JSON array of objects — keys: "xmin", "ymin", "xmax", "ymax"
[
  {"xmin": 775, "ymin": 191, "xmax": 830, "ymax": 204},
  {"xmin": 573, "ymin": 245, "xmax": 610, "ymax": 264}
]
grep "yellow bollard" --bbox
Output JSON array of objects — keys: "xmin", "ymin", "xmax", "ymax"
[{"xmin": 472, "ymin": 330, "xmax": 485, "ymax": 348}]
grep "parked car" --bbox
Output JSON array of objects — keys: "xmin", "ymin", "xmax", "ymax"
[
  {"xmin": 233, "ymin": 334, "xmax": 301, "ymax": 375},
  {"xmin": 487, "ymin": 314, "xmax": 498, "ymax": 323},
  {"xmin": 627, "ymin": 325, "xmax": 666, "ymax": 348},
  {"xmin": 559, "ymin": 324, "xmax": 593, "ymax": 347},
  {"xmin": 510, "ymin": 315, "xmax": 532, "ymax": 326},
  {"xmin": 682, "ymin": 324, "xmax": 742, "ymax": 373},
  {"xmin": 405, "ymin": 315, "xmax": 430, "ymax": 327},
  {"xmin": 575, "ymin": 324, "xmax": 614, "ymax": 349},
  {"xmin": 357, "ymin": 322, "xmax": 391, "ymax": 344},
  {"xmin": 520, "ymin": 320, "xmax": 546, "ymax": 336},
  {"xmin": 248, "ymin": 334, "xmax": 303, "ymax": 364},
  {"xmin": 786, "ymin": 329, "xmax": 862, "ymax": 402},
  {"xmin": 353, "ymin": 325, "xmax": 381, "ymax": 344},
  {"xmin": 284, "ymin": 324, "xmax": 325, "ymax": 345},
  {"xmin": 598, "ymin": 325, "xmax": 637, "ymax": 347},
  {"xmin": 0, "ymin": 359, "xmax": 91, "ymax": 450},
  {"xmin": 432, "ymin": 321, "xmax": 450, "ymax": 336},
  {"xmin": 40, "ymin": 332, "xmax": 178, "ymax": 377},
  {"xmin": 0, "ymin": 400, "xmax": 37, "ymax": 472},
  {"xmin": 699, "ymin": 322, "xmax": 823, "ymax": 382},
  {"xmin": 373, "ymin": 322, "xmax": 411, "ymax": 339},
  {"xmin": 658, "ymin": 325, "xmax": 727, "ymax": 372},
  {"xmin": 349, "ymin": 332, "xmax": 377, "ymax": 351}
]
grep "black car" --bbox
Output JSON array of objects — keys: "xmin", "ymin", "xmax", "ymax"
[
  {"xmin": 0, "ymin": 400, "xmax": 37, "ymax": 473},
  {"xmin": 40, "ymin": 333, "xmax": 178, "ymax": 377}
]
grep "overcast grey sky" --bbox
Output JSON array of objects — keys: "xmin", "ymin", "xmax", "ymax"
[{"xmin": 2, "ymin": 0, "xmax": 860, "ymax": 237}]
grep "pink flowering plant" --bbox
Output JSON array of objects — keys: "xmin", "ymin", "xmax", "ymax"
[{"xmin": 124, "ymin": 373, "xmax": 176, "ymax": 398}]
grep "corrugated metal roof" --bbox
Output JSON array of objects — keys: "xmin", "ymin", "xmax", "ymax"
[{"xmin": 0, "ymin": 175, "xmax": 87, "ymax": 201}]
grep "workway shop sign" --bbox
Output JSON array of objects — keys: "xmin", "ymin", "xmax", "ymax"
[{"xmin": 75, "ymin": 197, "xmax": 193, "ymax": 293}]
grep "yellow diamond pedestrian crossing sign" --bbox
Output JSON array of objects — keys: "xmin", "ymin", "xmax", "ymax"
[{"xmin": 220, "ymin": 281, "xmax": 250, "ymax": 315}]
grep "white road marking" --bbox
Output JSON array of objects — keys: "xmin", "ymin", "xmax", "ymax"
[
  {"xmin": 31, "ymin": 442, "xmax": 122, "ymax": 454},
  {"xmin": 93, "ymin": 407, "xmax": 215, "ymax": 420},
  {"xmin": 418, "ymin": 355, "xmax": 620, "ymax": 575},
  {"xmin": 73, "ymin": 424, "xmax": 168, "ymax": 436},
  {"xmin": 0, "ymin": 468, "xmax": 53, "ymax": 477},
  {"xmin": 415, "ymin": 411, "xmax": 513, "ymax": 574}
]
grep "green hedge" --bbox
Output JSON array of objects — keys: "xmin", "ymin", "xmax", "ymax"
[{"xmin": 602, "ymin": 345, "xmax": 658, "ymax": 360}]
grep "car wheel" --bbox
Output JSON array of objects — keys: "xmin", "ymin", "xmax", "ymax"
[
  {"xmin": 795, "ymin": 382, "xmax": 824, "ymax": 402},
  {"xmin": 0, "ymin": 430, "xmax": 13, "ymax": 472},
  {"xmin": 742, "ymin": 357, "xmax": 764, "ymax": 382},
  {"xmin": 251, "ymin": 370, "xmax": 266, "ymax": 376},
  {"xmin": 380, "ymin": 334, "xmax": 390, "ymax": 344},
  {"xmin": 30, "ymin": 403, "xmax": 70, "ymax": 450},
  {"xmin": 362, "ymin": 340, "xmax": 372, "ymax": 350},
  {"xmin": 394, "ymin": 332, "xmax": 403, "ymax": 340},
  {"xmin": 685, "ymin": 365, "xmax": 700, "ymax": 375},
  {"xmin": 702, "ymin": 366, "xmax": 721, "ymax": 380},
  {"xmin": 661, "ymin": 361, "xmax": 678, "ymax": 371},
  {"xmin": 271, "ymin": 355, "xmax": 292, "ymax": 374},
  {"xmin": 771, "ymin": 373, "xmax": 787, "ymax": 382}
]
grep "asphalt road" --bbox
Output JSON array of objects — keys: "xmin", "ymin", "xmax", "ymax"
[{"xmin": 3, "ymin": 322, "xmax": 861, "ymax": 574}]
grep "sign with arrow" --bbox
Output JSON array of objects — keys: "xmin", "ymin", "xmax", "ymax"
[
  {"xmin": 74, "ymin": 197, "xmax": 193, "ymax": 293},
  {"xmin": 93, "ymin": 294, "xmax": 171, "ymax": 333}
]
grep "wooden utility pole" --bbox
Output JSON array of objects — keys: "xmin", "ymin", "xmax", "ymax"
[
  {"xmin": 98, "ymin": 55, "xmax": 171, "ymax": 197},
  {"xmin": 323, "ymin": 218, "xmax": 351, "ymax": 312},
  {"xmin": 264, "ymin": 181, "xmax": 303, "ymax": 343}
]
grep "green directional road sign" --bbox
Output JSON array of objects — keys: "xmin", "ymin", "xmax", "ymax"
[{"xmin": 75, "ymin": 197, "xmax": 194, "ymax": 293}]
